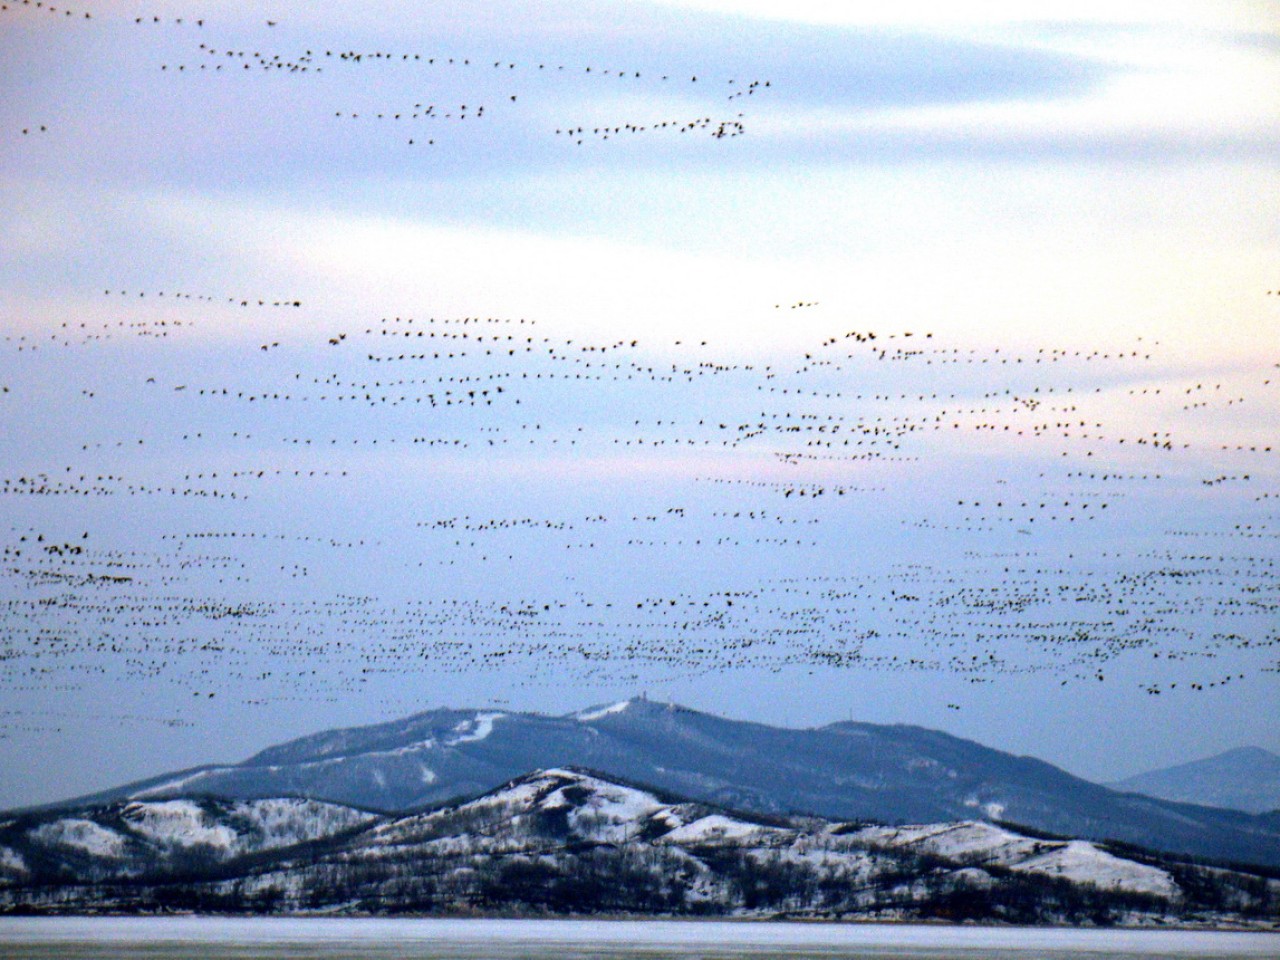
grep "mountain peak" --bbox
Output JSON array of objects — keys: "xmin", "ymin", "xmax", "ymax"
[
  {"xmin": 1108, "ymin": 746, "xmax": 1280, "ymax": 814},
  {"xmin": 1213, "ymin": 746, "xmax": 1279, "ymax": 764}
]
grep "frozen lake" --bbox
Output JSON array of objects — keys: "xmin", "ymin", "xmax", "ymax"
[{"xmin": 0, "ymin": 918, "xmax": 1277, "ymax": 960}]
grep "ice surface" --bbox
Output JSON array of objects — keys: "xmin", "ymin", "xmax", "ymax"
[{"xmin": 0, "ymin": 917, "xmax": 1277, "ymax": 956}]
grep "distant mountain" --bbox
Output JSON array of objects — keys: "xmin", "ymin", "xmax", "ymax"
[
  {"xmin": 3, "ymin": 768, "xmax": 1276, "ymax": 925},
  {"xmin": 40, "ymin": 699, "xmax": 1280, "ymax": 869},
  {"xmin": 1108, "ymin": 748, "xmax": 1280, "ymax": 815}
]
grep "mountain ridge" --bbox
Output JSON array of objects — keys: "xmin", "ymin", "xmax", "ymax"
[
  {"xmin": 3, "ymin": 767, "xmax": 1277, "ymax": 925},
  {"xmin": 1107, "ymin": 747, "xmax": 1280, "ymax": 815},
  {"xmin": 21, "ymin": 698, "xmax": 1280, "ymax": 870}
]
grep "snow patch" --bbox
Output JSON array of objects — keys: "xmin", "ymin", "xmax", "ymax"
[
  {"xmin": 230, "ymin": 799, "xmax": 378, "ymax": 851},
  {"xmin": 445, "ymin": 712, "xmax": 504, "ymax": 745},
  {"xmin": 558, "ymin": 778, "xmax": 666, "ymax": 840},
  {"xmin": 575, "ymin": 700, "xmax": 633, "ymax": 722},
  {"xmin": 131, "ymin": 768, "xmax": 229, "ymax": 799},
  {"xmin": 1011, "ymin": 841, "xmax": 1179, "ymax": 898},
  {"xmin": 123, "ymin": 801, "xmax": 235, "ymax": 849},
  {"xmin": 32, "ymin": 819, "xmax": 126, "ymax": 858},
  {"xmin": 958, "ymin": 796, "xmax": 1006, "ymax": 818},
  {"xmin": 853, "ymin": 821, "xmax": 1179, "ymax": 900},
  {"xmin": 662, "ymin": 815, "xmax": 778, "ymax": 845},
  {"xmin": 856, "ymin": 821, "xmax": 1028, "ymax": 861},
  {"xmin": 0, "ymin": 847, "xmax": 26, "ymax": 874},
  {"xmin": 111, "ymin": 799, "xmax": 378, "ymax": 859},
  {"xmin": 951, "ymin": 866, "xmax": 995, "ymax": 888},
  {"xmin": 258, "ymin": 738, "xmax": 440, "ymax": 772}
]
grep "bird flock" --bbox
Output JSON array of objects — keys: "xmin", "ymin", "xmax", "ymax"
[
  {"xmin": 2, "ymin": 294, "xmax": 1276, "ymax": 716},
  {"xmin": 1, "ymin": 6, "xmax": 1277, "ymax": 751}
]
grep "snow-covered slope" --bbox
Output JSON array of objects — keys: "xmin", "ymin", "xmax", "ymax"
[
  {"xmin": 852, "ymin": 821, "xmax": 1178, "ymax": 898},
  {"xmin": 354, "ymin": 768, "xmax": 795, "ymax": 855},
  {"xmin": 0, "ymin": 797, "xmax": 377, "ymax": 885},
  {"xmin": 3, "ymin": 769, "xmax": 1277, "ymax": 925}
]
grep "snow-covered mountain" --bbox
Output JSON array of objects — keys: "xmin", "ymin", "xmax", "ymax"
[
  {"xmin": 38, "ymin": 699, "xmax": 1280, "ymax": 869},
  {"xmin": 3, "ymin": 769, "xmax": 1276, "ymax": 925},
  {"xmin": 1108, "ymin": 748, "xmax": 1280, "ymax": 815}
]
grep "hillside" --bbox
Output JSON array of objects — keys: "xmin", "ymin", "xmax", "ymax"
[
  {"xmin": 49, "ymin": 699, "xmax": 1280, "ymax": 869},
  {"xmin": 3, "ymin": 769, "xmax": 1277, "ymax": 925}
]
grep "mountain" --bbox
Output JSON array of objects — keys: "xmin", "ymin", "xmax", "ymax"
[
  {"xmin": 41, "ymin": 698, "xmax": 1280, "ymax": 869},
  {"xmin": 4, "ymin": 768, "xmax": 1276, "ymax": 925},
  {"xmin": 1108, "ymin": 748, "xmax": 1280, "ymax": 815}
]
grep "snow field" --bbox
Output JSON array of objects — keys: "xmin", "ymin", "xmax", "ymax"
[
  {"xmin": 30, "ymin": 819, "xmax": 126, "ymax": 858},
  {"xmin": 852, "ymin": 821, "xmax": 1178, "ymax": 898},
  {"xmin": 123, "ymin": 800, "xmax": 237, "ymax": 849}
]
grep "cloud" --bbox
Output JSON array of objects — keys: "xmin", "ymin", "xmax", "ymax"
[{"xmin": 647, "ymin": 0, "xmax": 1280, "ymax": 34}]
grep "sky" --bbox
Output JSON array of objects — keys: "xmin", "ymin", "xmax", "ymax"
[{"xmin": 1, "ymin": 0, "xmax": 1278, "ymax": 810}]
